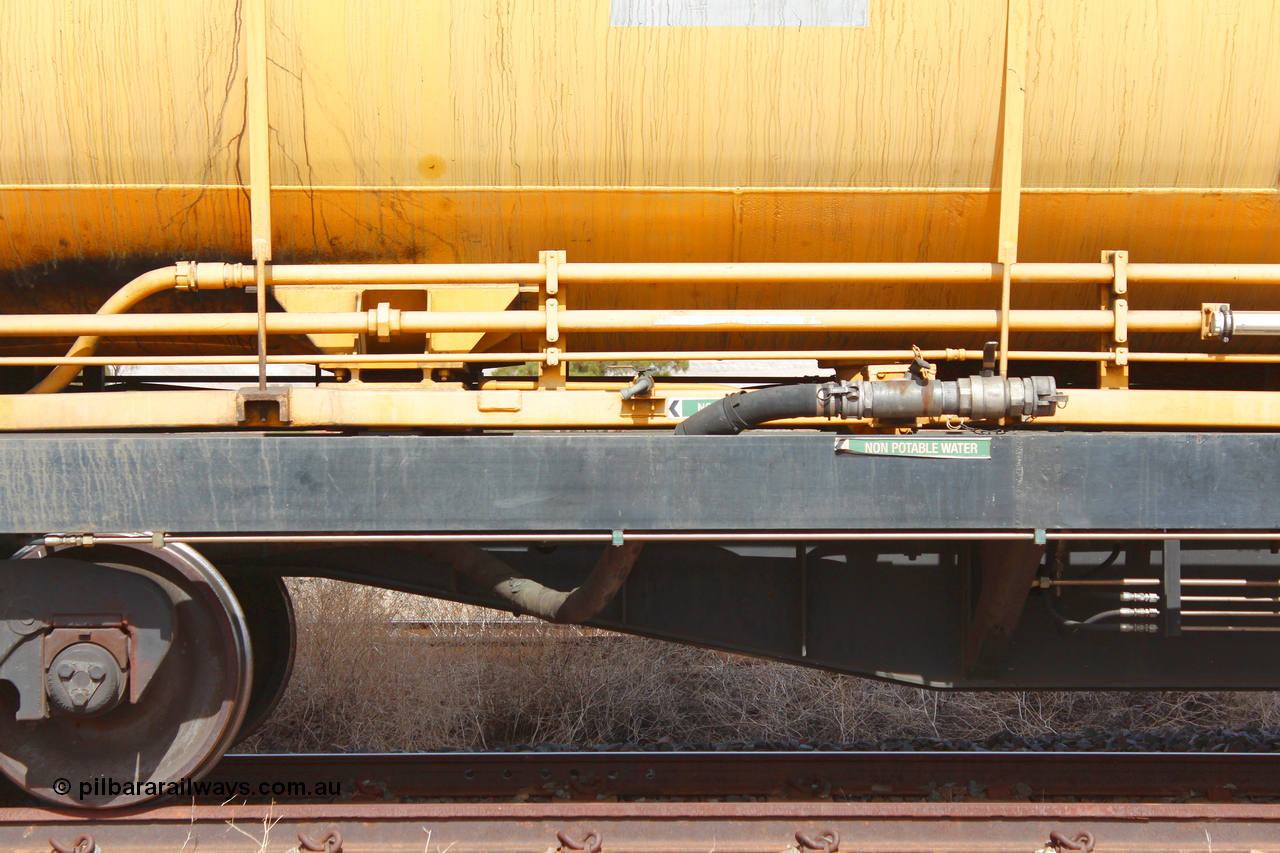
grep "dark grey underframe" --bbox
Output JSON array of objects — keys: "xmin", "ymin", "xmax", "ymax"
[
  {"xmin": 7, "ymin": 430, "xmax": 1280, "ymax": 689},
  {"xmin": 0, "ymin": 431, "xmax": 1273, "ymax": 534}
]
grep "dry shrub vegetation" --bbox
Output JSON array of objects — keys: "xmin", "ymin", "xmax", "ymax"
[{"xmin": 237, "ymin": 579, "xmax": 1280, "ymax": 754}]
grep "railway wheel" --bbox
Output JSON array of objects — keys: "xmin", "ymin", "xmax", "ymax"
[
  {"xmin": 0, "ymin": 541, "xmax": 251, "ymax": 808},
  {"xmin": 225, "ymin": 575, "xmax": 295, "ymax": 743}
]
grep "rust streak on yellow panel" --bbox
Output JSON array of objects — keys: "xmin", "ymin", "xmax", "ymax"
[
  {"xmin": 0, "ymin": 187, "xmax": 249, "ymax": 270},
  {"xmin": 0, "ymin": 2, "xmax": 247, "ymax": 186},
  {"xmin": 5, "ymin": 186, "xmax": 1278, "ymax": 272},
  {"xmin": 3, "ymin": 184, "xmax": 1280, "ymax": 357},
  {"xmin": 1, "ymin": 188, "xmax": 1276, "ymax": 276}
]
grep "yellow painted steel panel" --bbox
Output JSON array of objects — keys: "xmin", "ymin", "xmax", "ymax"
[
  {"xmin": 5, "ymin": 0, "xmax": 1260, "ymax": 194},
  {"xmin": 0, "ymin": 1, "xmax": 245, "ymax": 186},
  {"xmin": 265, "ymin": 0, "xmax": 1002, "ymax": 189},
  {"xmin": 1025, "ymin": 0, "xmax": 1280, "ymax": 189}
]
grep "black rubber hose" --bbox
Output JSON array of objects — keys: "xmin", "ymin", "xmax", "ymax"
[
  {"xmin": 675, "ymin": 384, "xmax": 831, "ymax": 435},
  {"xmin": 1041, "ymin": 587, "xmax": 1126, "ymax": 633},
  {"xmin": 1079, "ymin": 548, "xmax": 1122, "ymax": 578}
]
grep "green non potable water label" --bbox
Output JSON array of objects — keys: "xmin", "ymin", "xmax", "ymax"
[
  {"xmin": 835, "ymin": 435, "xmax": 991, "ymax": 459},
  {"xmin": 666, "ymin": 398, "xmax": 721, "ymax": 419}
]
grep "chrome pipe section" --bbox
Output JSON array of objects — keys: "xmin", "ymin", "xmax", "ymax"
[{"xmin": 1205, "ymin": 305, "xmax": 1280, "ymax": 341}]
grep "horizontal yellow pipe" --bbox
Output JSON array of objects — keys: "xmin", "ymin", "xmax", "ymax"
[
  {"xmin": 0, "ymin": 311, "xmax": 534, "ymax": 336},
  {"xmin": 0, "ymin": 308, "xmax": 1202, "ymax": 336},
  {"xmin": 268, "ymin": 263, "xmax": 547, "ymax": 285},
  {"xmin": 0, "ymin": 350, "xmax": 960, "ymax": 366},
  {"xmin": 570, "ymin": 309, "xmax": 1131, "ymax": 331},
  {"xmin": 17, "ymin": 348, "xmax": 1280, "ymax": 369},
  {"xmin": 24, "ymin": 263, "xmax": 1278, "ymax": 315},
  {"xmin": 266, "ymin": 262, "xmax": 1010, "ymax": 285},
  {"xmin": 6, "ymin": 184, "xmax": 1275, "ymax": 196},
  {"xmin": 1127, "ymin": 264, "xmax": 1280, "ymax": 285},
  {"xmin": 1127, "ymin": 352, "xmax": 1280, "ymax": 363},
  {"xmin": 560, "ymin": 262, "xmax": 1016, "ymax": 284},
  {"xmin": 261, "ymin": 261, "xmax": 1280, "ymax": 286}
]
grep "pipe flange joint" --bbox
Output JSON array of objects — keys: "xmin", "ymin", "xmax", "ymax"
[
  {"xmin": 367, "ymin": 303, "xmax": 401, "ymax": 341},
  {"xmin": 179, "ymin": 262, "xmax": 247, "ymax": 292},
  {"xmin": 175, "ymin": 261, "xmax": 197, "ymax": 292}
]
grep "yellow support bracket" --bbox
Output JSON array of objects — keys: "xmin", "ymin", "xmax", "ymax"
[
  {"xmin": 1100, "ymin": 250, "xmax": 1130, "ymax": 389},
  {"xmin": 538, "ymin": 250, "xmax": 568, "ymax": 388}
]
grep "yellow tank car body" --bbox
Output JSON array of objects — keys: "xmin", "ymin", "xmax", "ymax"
[{"xmin": 0, "ymin": 0, "xmax": 1278, "ymax": 429}]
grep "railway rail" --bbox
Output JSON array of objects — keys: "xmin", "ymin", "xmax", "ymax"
[{"xmin": 5, "ymin": 752, "xmax": 1280, "ymax": 851}]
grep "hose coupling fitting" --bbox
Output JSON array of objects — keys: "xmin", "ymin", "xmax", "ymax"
[{"xmin": 823, "ymin": 374, "xmax": 1066, "ymax": 421}]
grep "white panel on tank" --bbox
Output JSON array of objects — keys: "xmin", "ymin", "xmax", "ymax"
[{"xmin": 611, "ymin": 0, "xmax": 869, "ymax": 27}]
